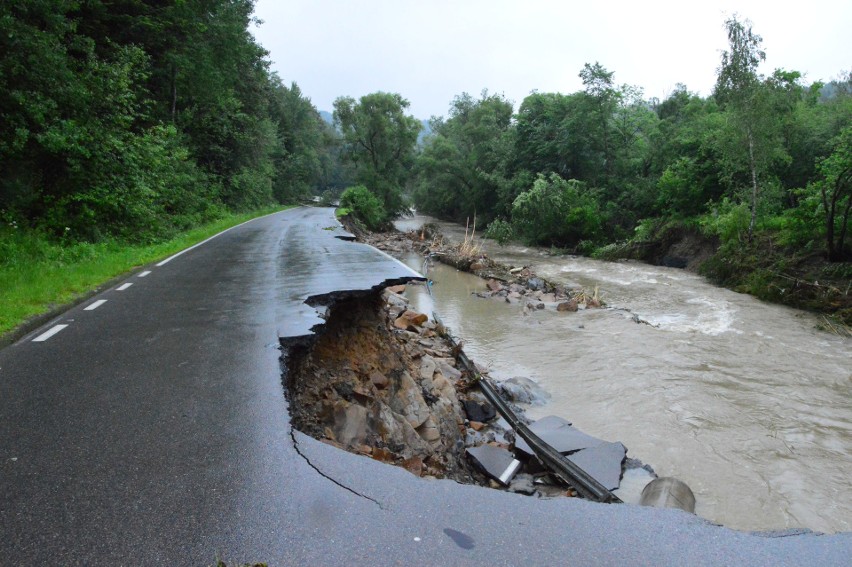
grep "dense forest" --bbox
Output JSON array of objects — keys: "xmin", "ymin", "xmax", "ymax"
[
  {"xmin": 1, "ymin": 6, "xmax": 849, "ymax": 322},
  {"xmin": 0, "ymin": 0, "xmax": 338, "ymax": 243}
]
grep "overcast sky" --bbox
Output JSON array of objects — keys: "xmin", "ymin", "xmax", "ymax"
[{"xmin": 251, "ymin": 0, "xmax": 851, "ymax": 118}]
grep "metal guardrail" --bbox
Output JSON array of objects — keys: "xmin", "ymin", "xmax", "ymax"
[{"xmin": 421, "ymin": 254, "xmax": 622, "ymax": 503}]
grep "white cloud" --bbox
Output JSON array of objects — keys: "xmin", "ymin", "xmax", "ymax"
[{"xmin": 252, "ymin": 0, "xmax": 851, "ymax": 118}]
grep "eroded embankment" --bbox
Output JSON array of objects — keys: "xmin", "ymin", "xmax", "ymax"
[
  {"xmin": 282, "ymin": 287, "xmax": 482, "ymax": 483},
  {"xmin": 281, "ymin": 220, "xmax": 656, "ymax": 501}
]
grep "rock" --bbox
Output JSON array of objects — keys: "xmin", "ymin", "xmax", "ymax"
[
  {"xmin": 393, "ymin": 316, "xmax": 417, "ymax": 331},
  {"xmin": 495, "ymin": 377, "xmax": 552, "ymax": 406},
  {"xmin": 370, "ymin": 371, "xmax": 389, "ymax": 389},
  {"xmin": 466, "ymin": 445, "xmax": 522, "ymax": 485},
  {"xmin": 540, "ymin": 293, "xmax": 556, "ymax": 303},
  {"xmin": 434, "ymin": 358, "xmax": 462, "ymax": 381},
  {"xmin": 469, "ymin": 420, "xmax": 485, "ymax": 431},
  {"xmin": 462, "ymin": 400, "xmax": 496, "ymax": 423},
  {"xmin": 535, "ymin": 302, "xmax": 545, "ymax": 310},
  {"xmin": 420, "ymin": 355, "xmax": 437, "ymax": 381},
  {"xmin": 384, "ymin": 291, "xmax": 409, "ymax": 309},
  {"xmin": 557, "ymin": 299, "xmax": 578, "ymax": 312},
  {"xmin": 508, "ymin": 473, "xmax": 537, "ymax": 495},
  {"xmin": 332, "ymin": 402, "xmax": 368, "ymax": 448},
  {"xmin": 416, "ymin": 416, "xmax": 442, "ymax": 443},
  {"xmin": 486, "ymin": 279, "xmax": 503, "ymax": 292},
  {"xmin": 402, "ymin": 455, "xmax": 424, "ymax": 477},
  {"xmin": 387, "ymin": 284, "xmax": 407, "ymax": 294},
  {"xmin": 371, "ymin": 447, "xmax": 395, "ymax": 462},
  {"xmin": 527, "ymin": 277, "xmax": 545, "ymax": 291},
  {"xmin": 565, "ymin": 442, "xmax": 627, "ymax": 491},
  {"xmin": 402, "ymin": 310, "xmax": 428, "ymax": 325},
  {"xmin": 392, "ymin": 372, "xmax": 431, "ymax": 428},
  {"xmin": 470, "ymin": 262, "xmax": 485, "ymax": 271}
]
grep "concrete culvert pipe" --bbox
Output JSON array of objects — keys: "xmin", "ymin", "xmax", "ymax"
[{"xmin": 639, "ymin": 477, "xmax": 696, "ymax": 514}]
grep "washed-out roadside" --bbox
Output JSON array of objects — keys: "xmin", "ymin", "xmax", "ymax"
[{"xmin": 282, "ymin": 215, "xmax": 683, "ymax": 508}]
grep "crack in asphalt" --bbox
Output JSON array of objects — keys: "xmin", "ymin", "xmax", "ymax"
[{"xmin": 289, "ymin": 427, "xmax": 385, "ymax": 510}]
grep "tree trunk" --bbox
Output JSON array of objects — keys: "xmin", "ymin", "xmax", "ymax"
[
  {"xmin": 747, "ymin": 127, "xmax": 758, "ymax": 241},
  {"xmin": 170, "ymin": 64, "xmax": 178, "ymax": 123}
]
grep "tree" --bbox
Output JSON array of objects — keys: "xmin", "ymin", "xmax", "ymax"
[
  {"xmin": 714, "ymin": 15, "xmax": 785, "ymax": 239},
  {"xmin": 412, "ymin": 91, "xmax": 513, "ymax": 222},
  {"xmin": 333, "ymin": 92, "xmax": 421, "ymax": 218},
  {"xmin": 812, "ymin": 126, "xmax": 852, "ymax": 261},
  {"xmin": 511, "ymin": 173, "xmax": 602, "ymax": 247}
]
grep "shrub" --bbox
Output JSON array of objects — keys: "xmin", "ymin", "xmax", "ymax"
[
  {"xmin": 339, "ymin": 185, "xmax": 386, "ymax": 231},
  {"xmin": 484, "ymin": 218, "xmax": 514, "ymax": 245}
]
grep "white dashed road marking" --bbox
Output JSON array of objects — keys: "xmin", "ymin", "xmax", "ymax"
[
  {"xmin": 32, "ymin": 325, "xmax": 68, "ymax": 342},
  {"xmin": 117, "ymin": 283, "xmax": 133, "ymax": 291},
  {"xmin": 138, "ymin": 271, "xmax": 152, "ymax": 278},
  {"xmin": 84, "ymin": 300, "xmax": 107, "ymax": 311}
]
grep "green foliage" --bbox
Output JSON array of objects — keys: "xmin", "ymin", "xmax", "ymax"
[
  {"xmin": 412, "ymin": 91, "xmax": 514, "ymax": 222},
  {"xmin": 0, "ymin": 1, "xmax": 330, "ymax": 246},
  {"xmin": 334, "ymin": 92, "xmax": 421, "ymax": 217},
  {"xmin": 700, "ymin": 198, "xmax": 751, "ymax": 244},
  {"xmin": 484, "ymin": 218, "xmax": 514, "ymax": 245},
  {"xmin": 0, "ymin": 206, "xmax": 288, "ymax": 337},
  {"xmin": 339, "ymin": 185, "xmax": 386, "ymax": 231},
  {"xmin": 511, "ymin": 174, "xmax": 602, "ymax": 247}
]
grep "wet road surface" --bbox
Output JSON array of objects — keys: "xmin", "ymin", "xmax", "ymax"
[{"xmin": 1, "ymin": 207, "xmax": 849, "ymax": 565}]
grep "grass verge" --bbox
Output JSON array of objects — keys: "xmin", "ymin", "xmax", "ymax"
[{"xmin": 0, "ymin": 205, "xmax": 295, "ymax": 338}]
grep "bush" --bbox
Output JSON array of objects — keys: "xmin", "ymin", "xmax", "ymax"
[
  {"xmin": 339, "ymin": 185, "xmax": 386, "ymax": 231},
  {"xmin": 484, "ymin": 218, "xmax": 514, "ymax": 245},
  {"xmin": 511, "ymin": 173, "xmax": 602, "ymax": 246}
]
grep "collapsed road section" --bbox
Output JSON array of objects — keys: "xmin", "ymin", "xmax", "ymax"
[{"xmin": 280, "ymin": 212, "xmax": 651, "ymax": 502}]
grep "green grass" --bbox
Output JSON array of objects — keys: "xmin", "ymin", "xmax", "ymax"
[{"xmin": 0, "ymin": 205, "xmax": 294, "ymax": 337}]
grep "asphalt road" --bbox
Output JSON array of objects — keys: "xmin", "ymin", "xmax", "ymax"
[{"xmin": 1, "ymin": 207, "xmax": 849, "ymax": 565}]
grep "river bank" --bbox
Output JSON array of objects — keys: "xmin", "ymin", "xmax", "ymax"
[
  {"xmin": 594, "ymin": 221, "xmax": 852, "ymax": 331},
  {"xmin": 388, "ymin": 213, "xmax": 851, "ymax": 534}
]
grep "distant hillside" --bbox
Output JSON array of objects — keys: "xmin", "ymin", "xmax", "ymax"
[
  {"xmin": 319, "ymin": 110, "xmax": 333, "ymax": 124},
  {"xmin": 418, "ymin": 118, "xmax": 432, "ymax": 145}
]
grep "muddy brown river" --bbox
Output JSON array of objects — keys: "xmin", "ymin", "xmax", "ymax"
[{"xmin": 395, "ymin": 216, "xmax": 851, "ymax": 534}]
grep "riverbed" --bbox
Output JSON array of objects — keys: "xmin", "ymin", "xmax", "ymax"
[{"xmin": 395, "ymin": 216, "xmax": 852, "ymax": 534}]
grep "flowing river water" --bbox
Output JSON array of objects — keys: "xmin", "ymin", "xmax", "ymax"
[{"xmin": 395, "ymin": 216, "xmax": 851, "ymax": 534}]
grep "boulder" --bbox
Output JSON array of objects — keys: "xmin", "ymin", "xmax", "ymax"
[
  {"xmin": 402, "ymin": 310, "xmax": 428, "ymax": 325},
  {"xmin": 420, "ymin": 355, "xmax": 437, "ymax": 381},
  {"xmin": 486, "ymin": 279, "xmax": 503, "ymax": 292},
  {"xmin": 495, "ymin": 377, "xmax": 552, "ymax": 406},
  {"xmin": 557, "ymin": 299, "xmax": 578, "ymax": 312},
  {"xmin": 370, "ymin": 371, "xmax": 389, "ymax": 390},
  {"xmin": 332, "ymin": 402, "xmax": 368, "ymax": 448},
  {"xmin": 402, "ymin": 456, "xmax": 424, "ymax": 477},
  {"xmin": 435, "ymin": 358, "xmax": 462, "ymax": 381},
  {"xmin": 462, "ymin": 400, "xmax": 496, "ymax": 423},
  {"xmin": 391, "ymin": 371, "xmax": 431, "ymax": 428},
  {"xmin": 527, "ymin": 277, "xmax": 545, "ymax": 291}
]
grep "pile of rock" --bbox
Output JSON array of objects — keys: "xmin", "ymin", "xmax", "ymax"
[{"xmin": 474, "ymin": 277, "xmax": 602, "ymax": 313}]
